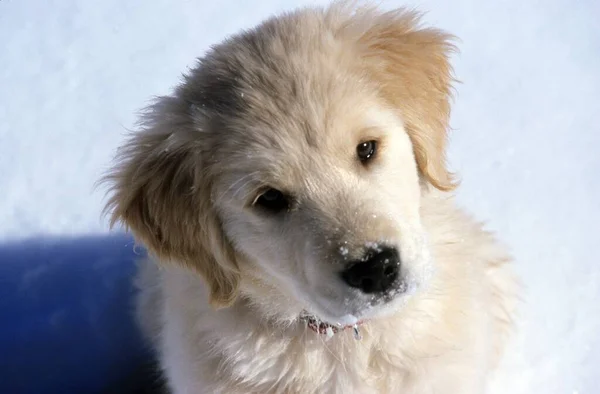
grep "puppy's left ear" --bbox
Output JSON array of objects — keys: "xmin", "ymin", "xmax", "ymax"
[
  {"xmin": 100, "ymin": 97, "xmax": 240, "ymax": 308},
  {"xmin": 357, "ymin": 9, "xmax": 458, "ymax": 191}
]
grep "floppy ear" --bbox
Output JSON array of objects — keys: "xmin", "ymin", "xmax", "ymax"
[
  {"xmin": 357, "ymin": 9, "xmax": 458, "ymax": 191},
  {"xmin": 102, "ymin": 97, "xmax": 239, "ymax": 308}
]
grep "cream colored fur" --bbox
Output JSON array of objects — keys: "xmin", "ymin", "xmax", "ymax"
[{"xmin": 104, "ymin": 3, "xmax": 519, "ymax": 393}]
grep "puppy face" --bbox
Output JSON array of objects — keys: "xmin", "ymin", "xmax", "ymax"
[
  {"xmin": 215, "ymin": 101, "xmax": 429, "ymax": 324},
  {"xmin": 104, "ymin": 5, "xmax": 456, "ymax": 326}
]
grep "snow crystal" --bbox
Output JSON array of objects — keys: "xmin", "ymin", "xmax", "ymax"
[
  {"xmin": 325, "ymin": 326, "xmax": 334, "ymax": 340},
  {"xmin": 364, "ymin": 241, "xmax": 382, "ymax": 252},
  {"xmin": 352, "ymin": 324, "xmax": 362, "ymax": 341}
]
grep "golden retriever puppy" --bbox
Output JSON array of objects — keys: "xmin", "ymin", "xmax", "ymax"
[{"xmin": 103, "ymin": 3, "xmax": 519, "ymax": 393}]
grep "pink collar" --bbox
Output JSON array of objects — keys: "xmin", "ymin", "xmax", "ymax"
[{"xmin": 303, "ymin": 315, "xmax": 364, "ymax": 340}]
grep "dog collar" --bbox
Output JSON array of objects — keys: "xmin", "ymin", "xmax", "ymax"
[{"xmin": 301, "ymin": 315, "xmax": 363, "ymax": 340}]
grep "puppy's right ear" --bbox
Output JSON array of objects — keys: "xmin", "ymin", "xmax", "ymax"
[
  {"xmin": 354, "ymin": 7, "xmax": 459, "ymax": 191},
  {"xmin": 101, "ymin": 97, "xmax": 239, "ymax": 308}
]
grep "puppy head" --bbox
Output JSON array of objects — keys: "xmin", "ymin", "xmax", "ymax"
[{"xmin": 104, "ymin": 4, "xmax": 457, "ymax": 324}]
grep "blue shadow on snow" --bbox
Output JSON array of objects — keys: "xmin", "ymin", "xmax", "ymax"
[{"xmin": 0, "ymin": 233, "xmax": 163, "ymax": 393}]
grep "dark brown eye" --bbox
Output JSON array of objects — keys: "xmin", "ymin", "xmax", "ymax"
[
  {"xmin": 254, "ymin": 188, "xmax": 289, "ymax": 213},
  {"xmin": 356, "ymin": 140, "xmax": 377, "ymax": 163}
]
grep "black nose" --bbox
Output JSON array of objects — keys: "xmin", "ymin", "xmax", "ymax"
[{"xmin": 340, "ymin": 247, "xmax": 401, "ymax": 293}]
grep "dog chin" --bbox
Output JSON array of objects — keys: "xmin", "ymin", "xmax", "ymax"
[{"xmin": 305, "ymin": 280, "xmax": 418, "ymax": 326}]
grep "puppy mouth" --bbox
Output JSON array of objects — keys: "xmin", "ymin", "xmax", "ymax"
[{"xmin": 298, "ymin": 275, "xmax": 416, "ymax": 339}]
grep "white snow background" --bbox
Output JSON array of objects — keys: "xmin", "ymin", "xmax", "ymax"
[{"xmin": 1, "ymin": 0, "xmax": 598, "ymax": 392}]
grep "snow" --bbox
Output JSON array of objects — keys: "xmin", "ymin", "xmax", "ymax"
[
  {"xmin": 336, "ymin": 313, "xmax": 359, "ymax": 327},
  {"xmin": 339, "ymin": 246, "xmax": 349, "ymax": 256},
  {"xmin": 325, "ymin": 326, "xmax": 335, "ymax": 340},
  {"xmin": 1, "ymin": 0, "xmax": 598, "ymax": 392}
]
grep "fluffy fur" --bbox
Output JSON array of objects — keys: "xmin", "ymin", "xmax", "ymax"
[{"xmin": 103, "ymin": 3, "xmax": 519, "ymax": 393}]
